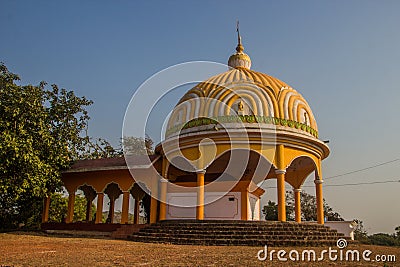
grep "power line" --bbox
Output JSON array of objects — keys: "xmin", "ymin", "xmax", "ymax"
[
  {"xmin": 324, "ymin": 158, "xmax": 400, "ymax": 180},
  {"xmin": 263, "ymin": 179, "xmax": 400, "ymax": 189},
  {"xmin": 302, "ymin": 158, "xmax": 400, "ymax": 184}
]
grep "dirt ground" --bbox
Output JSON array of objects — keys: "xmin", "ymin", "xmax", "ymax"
[{"xmin": 0, "ymin": 232, "xmax": 399, "ymax": 267}]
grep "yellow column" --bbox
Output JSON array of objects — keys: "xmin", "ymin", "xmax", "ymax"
[
  {"xmin": 315, "ymin": 176, "xmax": 324, "ymax": 224},
  {"xmin": 159, "ymin": 179, "xmax": 168, "ymax": 221},
  {"xmin": 120, "ymin": 191, "xmax": 130, "ymax": 224},
  {"xmin": 66, "ymin": 192, "xmax": 75, "ymax": 223},
  {"xmin": 95, "ymin": 193, "xmax": 104, "ymax": 224},
  {"xmin": 41, "ymin": 196, "xmax": 51, "ymax": 223},
  {"xmin": 150, "ymin": 196, "xmax": 158, "ymax": 223},
  {"xmin": 150, "ymin": 178, "xmax": 158, "ymax": 224},
  {"xmin": 275, "ymin": 144, "xmax": 286, "ymax": 222},
  {"xmin": 275, "ymin": 169, "xmax": 286, "ymax": 222},
  {"xmin": 241, "ymin": 190, "xmax": 248, "ymax": 220},
  {"xmin": 294, "ymin": 188, "xmax": 302, "ymax": 223},
  {"xmin": 196, "ymin": 170, "xmax": 205, "ymax": 220}
]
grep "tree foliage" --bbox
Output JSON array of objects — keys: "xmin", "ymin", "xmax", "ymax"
[
  {"xmin": 48, "ymin": 192, "xmax": 95, "ymax": 223},
  {"xmin": 0, "ymin": 63, "xmax": 92, "ymax": 228},
  {"xmin": 354, "ymin": 221, "xmax": 400, "ymax": 246},
  {"xmin": 262, "ymin": 191, "xmax": 343, "ymax": 222},
  {"xmin": 262, "ymin": 200, "xmax": 279, "ymax": 221},
  {"xmin": 122, "ymin": 136, "xmax": 154, "ymax": 155}
]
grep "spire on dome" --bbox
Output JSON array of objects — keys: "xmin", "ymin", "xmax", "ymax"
[
  {"xmin": 228, "ymin": 20, "xmax": 251, "ymax": 69},
  {"xmin": 236, "ymin": 20, "xmax": 244, "ymax": 53}
]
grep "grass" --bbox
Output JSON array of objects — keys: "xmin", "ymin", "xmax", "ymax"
[{"xmin": 0, "ymin": 232, "xmax": 399, "ymax": 266}]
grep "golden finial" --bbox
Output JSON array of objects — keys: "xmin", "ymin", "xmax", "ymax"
[
  {"xmin": 236, "ymin": 20, "xmax": 244, "ymax": 53},
  {"xmin": 228, "ymin": 20, "xmax": 251, "ymax": 69}
]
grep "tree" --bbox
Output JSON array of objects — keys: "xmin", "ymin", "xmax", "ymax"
[
  {"xmin": 0, "ymin": 63, "xmax": 92, "ymax": 229},
  {"xmin": 48, "ymin": 192, "xmax": 96, "ymax": 223},
  {"xmin": 122, "ymin": 136, "xmax": 154, "ymax": 155},
  {"xmin": 353, "ymin": 219, "xmax": 370, "ymax": 243},
  {"xmin": 262, "ymin": 201, "xmax": 278, "ymax": 221},
  {"xmin": 79, "ymin": 137, "xmax": 123, "ymax": 159},
  {"xmin": 262, "ymin": 191, "xmax": 343, "ymax": 222},
  {"xmin": 285, "ymin": 190, "xmax": 343, "ymax": 222}
]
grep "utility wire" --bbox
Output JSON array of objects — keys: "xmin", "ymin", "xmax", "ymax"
[
  {"xmin": 263, "ymin": 179, "xmax": 400, "ymax": 189},
  {"xmin": 324, "ymin": 158, "xmax": 400, "ymax": 180},
  {"xmin": 303, "ymin": 158, "xmax": 400, "ymax": 184}
]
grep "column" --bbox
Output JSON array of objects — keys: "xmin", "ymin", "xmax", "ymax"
[
  {"xmin": 149, "ymin": 179, "xmax": 158, "ymax": 224},
  {"xmin": 108, "ymin": 197, "xmax": 115, "ymax": 223},
  {"xmin": 294, "ymin": 188, "xmax": 302, "ymax": 223},
  {"xmin": 134, "ymin": 198, "xmax": 140, "ymax": 224},
  {"xmin": 41, "ymin": 196, "xmax": 51, "ymax": 223},
  {"xmin": 120, "ymin": 191, "xmax": 130, "ymax": 224},
  {"xmin": 66, "ymin": 192, "xmax": 75, "ymax": 223},
  {"xmin": 315, "ymin": 175, "xmax": 324, "ymax": 224},
  {"xmin": 159, "ymin": 179, "xmax": 168, "ymax": 221},
  {"xmin": 241, "ymin": 190, "xmax": 248, "ymax": 220},
  {"xmin": 85, "ymin": 198, "xmax": 92, "ymax": 222},
  {"xmin": 95, "ymin": 192, "xmax": 104, "ymax": 224},
  {"xmin": 196, "ymin": 170, "xmax": 205, "ymax": 220},
  {"xmin": 275, "ymin": 169, "xmax": 286, "ymax": 222}
]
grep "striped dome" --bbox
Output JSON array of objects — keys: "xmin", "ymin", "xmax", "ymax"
[{"xmin": 166, "ymin": 40, "xmax": 318, "ymax": 139}]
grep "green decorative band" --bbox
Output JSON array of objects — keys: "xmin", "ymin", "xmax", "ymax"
[{"xmin": 165, "ymin": 115, "xmax": 318, "ymax": 138}]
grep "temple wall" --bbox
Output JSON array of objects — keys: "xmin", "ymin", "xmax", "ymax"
[{"xmin": 166, "ymin": 192, "xmax": 241, "ymax": 220}]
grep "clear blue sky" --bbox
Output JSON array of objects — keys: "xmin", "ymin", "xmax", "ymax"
[{"xmin": 1, "ymin": 0, "xmax": 399, "ymax": 234}]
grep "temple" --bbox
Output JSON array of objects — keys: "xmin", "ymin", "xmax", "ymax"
[{"xmin": 42, "ymin": 27, "xmax": 333, "ymax": 242}]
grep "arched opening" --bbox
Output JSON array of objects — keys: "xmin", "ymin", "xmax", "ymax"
[
  {"xmin": 104, "ymin": 182, "xmax": 123, "ymax": 223},
  {"xmin": 130, "ymin": 183, "xmax": 148, "ymax": 224},
  {"xmin": 79, "ymin": 184, "xmax": 97, "ymax": 222}
]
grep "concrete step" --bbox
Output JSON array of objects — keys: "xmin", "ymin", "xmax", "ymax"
[{"xmin": 127, "ymin": 220, "xmax": 344, "ymax": 247}]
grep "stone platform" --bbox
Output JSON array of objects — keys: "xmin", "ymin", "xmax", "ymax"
[{"xmin": 128, "ymin": 220, "xmax": 345, "ymax": 247}]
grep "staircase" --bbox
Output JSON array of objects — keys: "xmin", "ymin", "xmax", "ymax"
[
  {"xmin": 111, "ymin": 224, "xmax": 147, "ymax": 239},
  {"xmin": 128, "ymin": 220, "xmax": 345, "ymax": 247}
]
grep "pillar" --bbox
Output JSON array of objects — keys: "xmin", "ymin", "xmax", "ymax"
[
  {"xmin": 66, "ymin": 192, "xmax": 75, "ymax": 223},
  {"xmin": 149, "ymin": 179, "xmax": 158, "ymax": 224},
  {"xmin": 41, "ymin": 196, "xmax": 51, "ymax": 223},
  {"xmin": 196, "ymin": 170, "xmax": 205, "ymax": 220},
  {"xmin": 275, "ymin": 169, "xmax": 286, "ymax": 222},
  {"xmin": 315, "ymin": 175, "xmax": 324, "ymax": 224},
  {"xmin": 85, "ymin": 199, "xmax": 92, "ymax": 222},
  {"xmin": 241, "ymin": 190, "xmax": 248, "ymax": 220},
  {"xmin": 95, "ymin": 192, "xmax": 104, "ymax": 224},
  {"xmin": 159, "ymin": 179, "xmax": 168, "ymax": 221},
  {"xmin": 294, "ymin": 188, "xmax": 302, "ymax": 223},
  {"xmin": 108, "ymin": 197, "xmax": 115, "ymax": 223},
  {"xmin": 121, "ymin": 191, "xmax": 130, "ymax": 224},
  {"xmin": 134, "ymin": 198, "xmax": 140, "ymax": 224}
]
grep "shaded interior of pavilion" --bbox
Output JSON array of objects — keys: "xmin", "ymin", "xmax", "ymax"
[{"xmin": 41, "ymin": 151, "xmax": 325, "ymax": 227}]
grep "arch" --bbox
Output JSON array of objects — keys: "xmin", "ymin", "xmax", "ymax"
[
  {"xmin": 103, "ymin": 182, "xmax": 123, "ymax": 223},
  {"xmin": 284, "ymin": 155, "xmax": 319, "ymax": 189},
  {"xmin": 78, "ymin": 184, "xmax": 97, "ymax": 222}
]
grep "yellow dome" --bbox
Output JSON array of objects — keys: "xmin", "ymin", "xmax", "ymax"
[{"xmin": 166, "ymin": 37, "xmax": 319, "ymax": 139}]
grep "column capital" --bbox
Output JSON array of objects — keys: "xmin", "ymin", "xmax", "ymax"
[
  {"xmin": 196, "ymin": 169, "xmax": 206, "ymax": 174},
  {"xmin": 293, "ymin": 188, "xmax": 302, "ymax": 193},
  {"xmin": 314, "ymin": 179, "xmax": 324, "ymax": 184},
  {"xmin": 160, "ymin": 178, "xmax": 169, "ymax": 183},
  {"xmin": 275, "ymin": 169, "xmax": 286, "ymax": 175}
]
